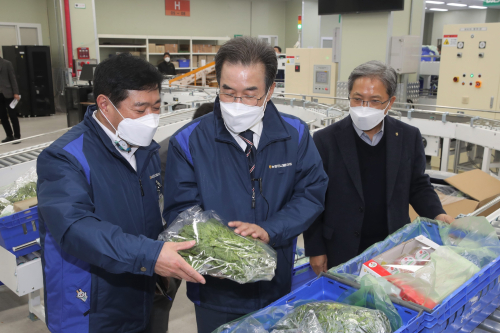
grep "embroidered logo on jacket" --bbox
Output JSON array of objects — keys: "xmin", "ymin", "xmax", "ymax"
[
  {"xmin": 76, "ymin": 289, "xmax": 88, "ymax": 302},
  {"xmin": 150, "ymin": 173, "xmax": 161, "ymax": 179},
  {"xmin": 269, "ymin": 163, "xmax": 293, "ymax": 169}
]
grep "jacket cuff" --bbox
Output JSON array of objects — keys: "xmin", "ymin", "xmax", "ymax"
[{"xmin": 134, "ymin": 239, "xmax": 164, "ymax": 276}]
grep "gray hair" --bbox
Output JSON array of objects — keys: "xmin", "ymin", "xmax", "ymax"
[
  {"xmin": 215, "ymin": 36, "xmax": 278, "ymax": 92},
  {"xmin": 348, "ymin": 61, "xmax": 397, "ymax": 98}
]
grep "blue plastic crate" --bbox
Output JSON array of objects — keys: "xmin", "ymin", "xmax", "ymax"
[
  {"xmin": 291, "ymin": 262, "xmax": 316, "ymax": 291},
  {"xmin": 178, "ymin": 59, "xmax": 190, "ymax": 67},
  {"xmin": 0, "ymin": 207, "xmax": 40, "ymax": 257},
  {"xmin": 332, "ymin": 220, "xmax": 500, "ymax": 333}
]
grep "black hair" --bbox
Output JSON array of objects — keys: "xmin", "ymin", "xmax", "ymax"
[
  {"xmin": 93, "ymin": 53, "xmax": 163, "ymax": 106},
  {"xmin": 215, "ymin": 36, "xmax": 278, "ymax": 92},
  {"xmin": 163, "ymin": 52, "xmax": 170, "ymax": 57},
  {"xmin": 193, "ymin": 102, "xmax": 214, "ymax": 120},
  {"xmin": 274, "ymin": 46, "xmax": 282, "ymax": 53}
]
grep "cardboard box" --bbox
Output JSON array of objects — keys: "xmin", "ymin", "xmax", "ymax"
[
  {"xmin": 410, "ymin": 169, "xmax": 500, "ymax": 221},
  {"xmin": 192, "ymin": 55, "xmax": 199, "ymax": 67},
  {"xmin": 164, "ymin": 44, "xmax": 178, "ymax": 53},
  {"xmin": 13, "ymin": 197, "xmax": 38, "ymax": 213},
  {"xmin": 198, "ymin": 55, "xmax": 207, "ymax": 67},
  {"xmin": 360, "ymin": 235, "xmax": 440, "ymax": 278},
  {"xmin": 215, "ymin": 45, "xmax": 221, "ymax": 52},
  {"xmin": 206, "ymin": 55, "xmax": 215, "ymax": 64},
  {"xmin": 156, "ymin": 45, "xmax": 165, "ymax": 54},
  {"xmin": 129, "ymin": 51, "xmax": 141, "ymax": 57},
  {"xmin": 192, "ymin": 44, "xmax": 199, "ymax": 53},
  {"xmin": 148, "ymin": 43, "xmax": 156, "ymax": 53},
  {"xmin": 171, "ymin": 61, "xmax": 179, "ymax": 69}
]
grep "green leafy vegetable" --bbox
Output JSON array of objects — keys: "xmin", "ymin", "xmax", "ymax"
[
  {"xmin": 6, "ymin": 182, "xmax": 37, "ymax": 203},
  {"xmin": 271, "ymin": 301, "xmax": 392, "ymax": 333},
  {"xmin": 171, "ymin": 218, "xmax": 277, "ymax": 284}
]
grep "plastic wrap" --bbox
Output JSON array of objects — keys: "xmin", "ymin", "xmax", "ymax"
[
  {"xmin": 0, "ymin": 167, "xmax": 37, "ymax": 217},
  {"xmin": 271, "ymin": 301, "xmax": 392, "ymax": 333},
  {"xmin": 213, "ymin": 301, "xmax": 392, "ymax": 333},
  {"xmin": 433, "ymin": 184, "xmax": 471, "ymax": 206},
  {"xmin": 158, "ymin": 206, "xmax": 277, "ymax": 284}
]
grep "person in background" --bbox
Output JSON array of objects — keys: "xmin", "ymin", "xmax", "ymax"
[
  {"xmin": 158, "ymin": 52, "xmax": 176, "ymax": 75},
  {"xmin": 304, "ymin": 60, "xmax": 453, "ymax": 276},
  {"xmin": 274, "ymin": 46, "xmax": 282, "ymax": 55},
  {"xmin": 159, "ymin": 102, "xmax": 214, "ymax": 183},
  {"xmin": 163, "ymin": 37, "xmax": 328, "ymax": 333},
  {"xmin": 37, "ymin": 53, "xmax": 204, "ymax": 333},
  {"xmin": 0, "ymin": 55, "xmax": 21, "ymax": 143}
]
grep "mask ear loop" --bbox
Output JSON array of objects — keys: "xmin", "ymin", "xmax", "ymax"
[{"xmin": 98, "ymin": 104, "xmax": 131, "ymax": 153}]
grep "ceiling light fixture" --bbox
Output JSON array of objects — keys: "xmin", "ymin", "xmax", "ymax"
[
  {"xmin": 429, "ymin": 7, "xmax": 449, "ymax": 10},
  {"xmin": 426, "ymin": 1, "xmax": 445, "ymax": 3},
  {"xmin": 447, "ymin": 3, "xmax": 468, "ymax": 6},
  {"xmin": 469, "ymin": 5, "xmax": 487, "ymax": 8}
]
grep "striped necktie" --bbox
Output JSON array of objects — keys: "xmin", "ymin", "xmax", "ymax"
[{"xmin": 239, "ymin": 130, "xmax": 256, "ymax": 208}]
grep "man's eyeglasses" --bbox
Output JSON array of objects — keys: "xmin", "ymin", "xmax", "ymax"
[
  {"xmin": 348, "ymin": 97, "xmax": 390, "ymax": 108},
  {"xmin": 217, "ymin": 90, "xmax": 266, "ymax": 107}
]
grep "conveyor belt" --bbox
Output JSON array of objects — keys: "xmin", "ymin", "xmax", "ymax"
[
  {"xmin": 0, "ymin": 109, "xmax": 196, "ymax": 170},
  {"xmin": 474, "ymin": 309, "xmax": 500, "ymax": 333}
]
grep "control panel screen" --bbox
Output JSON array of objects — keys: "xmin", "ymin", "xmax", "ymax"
[{"xmin": 316, "ymin": 71, "xmax": 328, "ymax": 84}]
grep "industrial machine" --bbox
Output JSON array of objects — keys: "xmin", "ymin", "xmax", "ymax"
[
  {"xmin": 284, "ymin": 48, "xmax": 337, "ymax": 103},
  {"xmin": 2, "ymin": 46, "xmax": 55, "ymax": 117},
  {"xmin": 437, "ymin": 23, "xmax": 500, "ymax": 119},
  {"xmin": 275, "ymin": 54, "xmax": 286, "ymax": 93}
]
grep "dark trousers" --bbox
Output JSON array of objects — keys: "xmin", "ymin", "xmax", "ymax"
[
  {"xmin": 0, "ymin": 93, "xmax": 20, "ymax": 138},
  {"xmin": 141, "ymin": 277, "xmax": 182, "ymax": 333},
  {"xmin": 195, "ymin": 305, "xmax": 243, "ymax": 333}
]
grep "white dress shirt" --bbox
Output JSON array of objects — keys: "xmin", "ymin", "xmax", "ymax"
[
  {"xmin": 93, "ymin": 111, "xmax": 138, "ymax": 171},
  {"xmin": 225, "ymin": 120, "xmax": 264, "ymax": 151}
]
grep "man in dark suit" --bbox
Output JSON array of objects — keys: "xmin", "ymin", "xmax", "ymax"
[
  {"xmin": 0, "ymin": 56, "xmax": 21, "ymax": 143},
  {"xmin": 304, "ymin": 60, "xmax": 453, "ymax": 275},
  {"xmin": 158, "ymin": 52, "xmax": 176, "ymax": 76}
]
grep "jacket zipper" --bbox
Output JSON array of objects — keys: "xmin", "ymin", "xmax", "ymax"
[{"xmin": 139, "ymin": 178, "xmax": 145, "ymax": 196}]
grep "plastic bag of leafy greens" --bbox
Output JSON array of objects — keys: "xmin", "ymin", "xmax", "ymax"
[
  {"xmin": 439, "ymin": 216, "xmax": 500, "ymax": 268},
  {"xmin": 270, "ymin": 301, "xmax": 392, "ymax": 333},
  {"xmin": 338, "ymin": 274, "xmax": 403, "ymax": 332},
  {"xmin": 0, "ymin": 167, "xmax": 37, "ymax": 204},
  {"xmin": 159, "ymin": 206, "xmax": 277, "ymax": 284}
]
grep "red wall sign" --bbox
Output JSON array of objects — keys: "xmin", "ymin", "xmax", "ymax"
[{"xmin": 165, "ymin": 0, "xmax": 190, "ymax": 17}]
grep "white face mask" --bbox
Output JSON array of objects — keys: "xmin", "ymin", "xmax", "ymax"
[
  {"xmin": 349, "ymin": 102, "xmax": 390, "ymax": 131},
  {"xmin": 164, "ymin": 57, "xmax": 170, "ymax": 62},
  {"xmin": 100, "ymin": 100, "xmax": 159, "ymax": 148},
  {"xmin": 220, "ymin": 89, "xmax": 270, "ymax": 133}
]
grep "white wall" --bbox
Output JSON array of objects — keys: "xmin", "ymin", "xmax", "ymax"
[
  {"xmin": 431, "ymin": 10, "xmax": 488, "ymax": 46},
  {"xmin": 319, "ymin": 14, "xmax": 341, "ymax": 40},
  {"xmin": 285, "ymin": 0, "xmax": 302, "ymax": 49},
  {"xmin": 0, "ymin": 0, "xmax": 51, "ymax": 45}
]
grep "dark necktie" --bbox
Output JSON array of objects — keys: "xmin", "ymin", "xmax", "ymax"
[{"xmin": 238, "ymin": 130, "xmax": 256, "ymax": 208}]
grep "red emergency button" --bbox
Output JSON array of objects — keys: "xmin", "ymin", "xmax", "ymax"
[
  {"xmin": 453, "ymin": 77, "xmax": 459, "ymax": 82},
  {"xmin": 325, "ymin": 88, "xmax": 328, "ymax": 90}
]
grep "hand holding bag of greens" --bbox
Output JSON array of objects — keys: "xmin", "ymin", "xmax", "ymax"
[{"xmin": 158, "ymin": 206, "xmax": 277, "ymax": 284}]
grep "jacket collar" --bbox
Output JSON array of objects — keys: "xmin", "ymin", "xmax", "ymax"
[
  {"xmin": 335, "ymin": 115, "xmax": 403, "ymax": 204},
  {"xmin": 83, "ymin": 106, "xmax": 160, "ymax": 171},
  {"xmin": 213, "ymin": 97, "xmax": 291, "ymax": 151}
]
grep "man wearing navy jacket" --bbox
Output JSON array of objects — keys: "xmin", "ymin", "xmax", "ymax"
[
  {"xmin": 37, "ymin": 54, "xmax": 204, "ymax": 333},
  {"xmin": 304, "ymin": 61, "xmax": 452, "ymax": 275},
  {"xmin": 163, "ymin": 37, "xmax": 328, "ymax": 333}
]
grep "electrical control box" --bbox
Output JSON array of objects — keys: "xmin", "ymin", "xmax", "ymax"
[
  {"xmin": 284, "ymin": 48, "xmax": 337, "ymax": 103},
  {"xmin": 437, "ymin": 23, "xmax": 500, "ymax": 119},
  {"xmin": 389, "ymin": 36, "xmax": 420, "ymax": 74},
  {"xmin": 77, "ymin": 47, "xmax": 90, "ymax": 59}
]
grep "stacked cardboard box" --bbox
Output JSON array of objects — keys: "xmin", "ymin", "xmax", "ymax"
[
  {"xmin": 148, "ymin": 43, "xmax": 156, "ymax": 53},
  {"xmin": 192, "ymin": 55, "xmax": 199, "ymax": 67},
  {"xmin": 198, "ymin": 55, "xmax": 207, "ymax": 67},
  {"xmin": 409, "ymin": 169, "xmax": 500, "ymax": 220},
  {"xmin": 206, "ymin": 55, "xmax": 215, "ymax": 64},
  {"xmin": 164, "ymin": 44, "xmax": 178, "ymax": 53},
  {"xmin": 156, "ymin": 45, "xmax": 165, "ymax": 54},
  {"xmin": 171, "ymin": 61, "xmax": 179, "ymax": 69}
]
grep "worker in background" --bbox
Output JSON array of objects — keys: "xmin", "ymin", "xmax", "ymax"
[
  {"xmin": 151, "ymin": 101, "xmax": 214, "ymax": 333},
  {"xmin": 0, "ymin": 55, "xmax": 21, "ymax": 143},
  {"xmin": 163, "ymin": 36, "xmax": 328, "ymax": 333},
  {"xmin": 37, "ymin": 54, "xmax": 205, "ymax": 333},
  {"xmin": 159, "ymin": 102, "xmax": 214, "ymax": 183},
  {"xmin": 158, "ymin": 52, "xmax": 176, "ymax": 75},
  {"xmin": 304, "ymin": 60, "xmax": 453, "ymax": 275},
  {"xmin": 274, "ymin": 46, "xmax": 282, "ymax": 55}
]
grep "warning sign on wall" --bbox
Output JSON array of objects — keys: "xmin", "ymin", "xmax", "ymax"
[
  {"xmin": 286, "ymin": 56, "xmax": 295, "ymax": 66},
  {"xmin": 165, "ymin": 0, "xmax": 190, "ymax": 16},
  {"xmin": 443, "ymin": 35, "xmax": 458, "ymax": 47}
]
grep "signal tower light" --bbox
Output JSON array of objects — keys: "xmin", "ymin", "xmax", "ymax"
[{"xmin": 298, "ymin": 16, "xmax": 302, "ymax": 30}]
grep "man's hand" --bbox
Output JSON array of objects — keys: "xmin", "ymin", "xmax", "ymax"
[
  {"xmin": 228, "ymin": 221, "xmax": 270, "ymax": 244},
  {"xmin": 154, "ymin": 241, "xmax": 206, "ymax": 284},
  {"xmin": 310, "ymin": 255, "xmax": 328, "ymax": 276},
  {"xmin": 13, "ymin": 94, "xmax": 20, "ymax": 101},
  {"xmin": 435, "ymin": 214, "xmax": 454, "ymax": 224}
]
